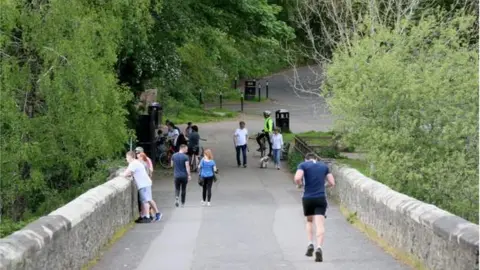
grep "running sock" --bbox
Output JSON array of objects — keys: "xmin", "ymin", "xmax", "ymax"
[
  {"xmin": 308, "ymin": 242, "xmax": 313, "ymax": 246},
  {"xmin": 145, "ymin": 215, "xmax": 150, "ymax": 219},
  {"xmin": 317, "ymin": 245, "xmax": 322, "ymax": 249}
]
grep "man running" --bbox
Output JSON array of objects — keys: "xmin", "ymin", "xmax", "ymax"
[
  {"xmin": 171, "ymin": 144, "xmax": 191, "ymax": 207},
  {"xmin": 294, "ymin": 153, "xmax": 335, "ymax": 262}
]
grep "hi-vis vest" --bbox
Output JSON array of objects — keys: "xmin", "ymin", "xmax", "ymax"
[{"xmin": 264, "ymin": 117, "xmax": 273, "ymax": 133}]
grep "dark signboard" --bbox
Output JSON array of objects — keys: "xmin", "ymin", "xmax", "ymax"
[{"xmin": 244, "ymin": 80, "xmax": 256, "ymax": 100}]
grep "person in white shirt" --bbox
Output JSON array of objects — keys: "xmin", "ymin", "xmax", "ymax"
[
  {"xmin": 123, "ymin": 151, "xmax": 162, "ymax": 223},
  {"xmin": 233, "ymin": 121, "xmax": 248, "ymax": 168},
  {"xmin": 167, "ymin": 122, "xmax": 180, "ymax": 151},
  {"xmin": 271, "ymin": 127, "xmax": 284, "ymax": 170}
]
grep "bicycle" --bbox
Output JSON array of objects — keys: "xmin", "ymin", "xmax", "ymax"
[
  {"xmin": 189, "ymin": 146, "xmax": 205, "ymax": 172},
  {"xmin": 249, "ymin": 132, "xmax": 267, "ymax": 158},
  {"xmin": 159, "ymin": 140, "xmax": 175, "ymax": 169}
]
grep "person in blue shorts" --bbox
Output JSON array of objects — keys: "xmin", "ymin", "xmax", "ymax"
[{"xmin": 294, "ymin": 153, "xmax": 335, "ymax": 262}]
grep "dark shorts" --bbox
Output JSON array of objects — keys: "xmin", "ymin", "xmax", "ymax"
[
  {"xmin": 187, "ymin": 146, "xmax": 199, "ymax": 156},
  {"xmin": 302, "ymin": 197, "xmax": 328, "ymax": 217}
]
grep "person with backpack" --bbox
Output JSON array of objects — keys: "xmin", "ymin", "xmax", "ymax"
[{"xmin": 198, "ymin": 149, "xmax": 217, "ymax": 206}]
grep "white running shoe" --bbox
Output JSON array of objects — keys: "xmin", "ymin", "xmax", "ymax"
[
  {"xmin": 201, "ymin": 201, "xmax": 206, "ymax": 206},
  {"xmin": 207, "ymin": 202, "xmax": 211, "ymax": 207}
]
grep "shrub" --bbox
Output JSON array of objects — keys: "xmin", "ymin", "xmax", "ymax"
[{"xmin": 323, "ymin": 11, "xmax": 478, "ymax": 222}]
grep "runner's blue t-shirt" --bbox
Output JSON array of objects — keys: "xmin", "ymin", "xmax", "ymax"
[
  {"xmin": 298, "ymin": 161, "xmax": 329, "ymax": 198},
  {"xmin": 200, "ymin": 159, "xmax": 216, "ymax": 178}
]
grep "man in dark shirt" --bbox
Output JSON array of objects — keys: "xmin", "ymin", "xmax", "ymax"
[
  {"xmin": 294, "ymin": 153, "xmax": 335, "ymax": 263},
  {"xmin": 170, "ymin": 144, "xmax": 191, "ymax": 207},
  {"xmin": 187, "ymin": 125, "xmax": 200, "ymax": 166}
]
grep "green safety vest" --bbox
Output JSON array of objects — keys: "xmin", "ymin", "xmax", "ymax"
[{"xmin": 264, "ymin": 117, "xmax": 273, "ymax": 133}]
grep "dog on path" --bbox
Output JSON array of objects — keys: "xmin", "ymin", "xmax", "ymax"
[{"xmin": 259, "ymin": 155, "xmax": 270, "ymax": 168}]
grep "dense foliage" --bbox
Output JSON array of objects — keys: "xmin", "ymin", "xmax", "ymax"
[
  {"xmin": 322, "ymin": 10, "xmax": 478, "ymax": 222},
  {"xmin": 0, "ymin": 0, "xmax": 295, "ymax": 236}
]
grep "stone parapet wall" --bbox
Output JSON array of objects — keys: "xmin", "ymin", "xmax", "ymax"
[
  {"xmin": 328, "ymin": 165, "xmax": 479, "ymax": 270},
  {"xmin": 0, "ymin": 169, "xmax": 137, "ymax": 270}
]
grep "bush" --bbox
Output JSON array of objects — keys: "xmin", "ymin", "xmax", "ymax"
[
  {"xmin": 323, "ymin": 11, "xmax": 478, "ymax": 223},
  {"xmin": 287, "ymin": 150, "xmax": 304, "ymax": 173},
  {"xmin": 0, "ymin": 0, "xmax": 137, "ymax": 229}
]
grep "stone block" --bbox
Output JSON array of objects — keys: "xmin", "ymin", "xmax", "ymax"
[
  {"xmin": 329, "ymin": 165, "xmax": 479, "ymax": 270},
  {"xmin": 0, "ymin": 175, "xmax": 137, "ymax": 270}
]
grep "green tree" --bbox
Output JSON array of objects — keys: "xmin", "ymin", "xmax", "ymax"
[
  {"xmin": 323, "ymin": 11, "xmax": 478, "ymax": 222},
  {"xmin": 0, "ymin": 0, "xmax": 135, "ymax": 223}
]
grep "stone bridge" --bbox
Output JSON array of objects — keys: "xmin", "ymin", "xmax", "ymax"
[{"xmin": 0, "ymin": 67, "xmax": 478, "ymax": 270}]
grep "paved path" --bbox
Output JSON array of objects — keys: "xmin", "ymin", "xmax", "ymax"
[
  {"xmin": 208, "ymin": 66, "xmax": 333, "ymax": 132},
  {"xmin": 92, "ymin": 67, "xmax": 410, "ymax": 270}
]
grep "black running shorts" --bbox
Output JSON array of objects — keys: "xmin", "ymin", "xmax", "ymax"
[
  {"xmin": 187, "ymin": 146, "xmax": 199, "ymax": 156},
  {"xmin": 302, "ymin": 197, "xmax": 328, "ymax": 217}
]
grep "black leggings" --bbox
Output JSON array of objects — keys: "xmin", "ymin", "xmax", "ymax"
[
  {"xmin": 202, "ymin": 176, "xmax": 214, "ymax": 202},
  {"xmin": 175, "ymin": 177, "xmax": 188, "ymax": 204},
  {"xmin": 256, "ymin": 132, "xmax": 272, "ymax": 155}
]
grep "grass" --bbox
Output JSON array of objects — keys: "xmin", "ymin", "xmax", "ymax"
[
  {"xmin": 219, "ymin": 88, "xmax": 272, "ymax": 103},
  {"xmin": 336, "ymin": 158, "xmax": 370, "ymax": 176},
  {"xmin": 294, "ymin": 130, "xmax": 336, "ymax": 146},
  {"xmin": 82, "ymin": 221, "xmax": 135, "ymax": 270},
  {"xmin": 165, "ymin": 106, "xmax": 238, "ymax": 125},
  {"xmin": 0, "ymin": 218, "xmax": 36, "ymax": 238},
  {"xmin": 339, "ymin": 205, "xmax": 427, "ymax": 270}
]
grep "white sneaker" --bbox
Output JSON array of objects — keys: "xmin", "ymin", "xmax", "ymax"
[
  {"xmin": 207, "ymin": 202, "xmax": 211, "ymax": 207},
  {"xmin": 201, "ymin": 201, "xmax": 206, "ymax": 206}
]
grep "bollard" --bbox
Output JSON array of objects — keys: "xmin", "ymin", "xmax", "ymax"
[
  {"xmin": 199, "ymin": 89, "xmax": 204, "ymax": 105},
  {"xmin": 240, "ymin": 94, "xmax": 244, "ymax": 112},
  {"xmin": 219, "ymin": 92, "xmax": 223, "ymax": 109},
  {"xmin": 266, "ymin": 80, "xmax": 269, "ymax": 99},
  {"xmin": 234, "ymin": 78, "xmax": 237, "ymax": 90},
  {"xmin": 258, "ymin": 83, "xmax": 261, "ymax": 102}
]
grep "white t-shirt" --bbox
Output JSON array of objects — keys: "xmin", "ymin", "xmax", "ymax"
[
  {"xmin": 126, "ymin": 160, "xmax": 152, "ymax": 189},
  {"xmin": 271, "ymin": 133, "xmax": 284, "ymax": 150},
  {"xmin": 168, "ymin": 129, "xmax": 180, "ymax": 145},
  {"xmin": 234, "ymin": 128, "xmax": 248, "ymax": 146}
]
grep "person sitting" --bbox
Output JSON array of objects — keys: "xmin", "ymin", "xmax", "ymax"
[
  {"xmin": 156, "ymin": 129, "xmax": 166, "ymax": 160},
  {"xmin": 167, "ymin": 122, "xmax": 180, "ymax": 151}
]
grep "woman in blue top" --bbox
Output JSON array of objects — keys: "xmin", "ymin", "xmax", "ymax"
[{"xmin": 198, "ymin": 148, "xmax": 217, "ymax": 206}]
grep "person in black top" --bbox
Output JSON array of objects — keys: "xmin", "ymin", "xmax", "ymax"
[
  {"xmin": 175, "ymin": 132, "xmax": 187, "ymax": 153},
  {"xmin": 187, "ymin": 125, "xmax": 200, "ymax": 165}
]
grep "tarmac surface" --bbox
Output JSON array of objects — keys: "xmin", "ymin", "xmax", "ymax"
[{"xmin": 92, "ymin": 67, "xmax": 410, "ymax": 270}]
